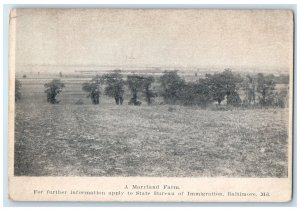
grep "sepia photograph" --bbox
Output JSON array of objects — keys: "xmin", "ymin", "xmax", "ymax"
[{"xmin": 8, "ymin": 8, "xmax": 294, "ymax": 202}]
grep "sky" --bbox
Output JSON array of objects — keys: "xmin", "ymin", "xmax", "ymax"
[{"xmin": 13, "ymin": 9, "xmax": 294, "ymax": 73}]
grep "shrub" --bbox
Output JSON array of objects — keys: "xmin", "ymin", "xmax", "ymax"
[
  {"xmin": 82, "ymin": 75, "xmax": 102, "ymax": 105},
  {"xmin": 227, "ymin": 91, "xmax": 242, "ymax": 106},
  {"xmin": 205, "ymin": 69, "xmax": 243, "ymax": 105},
  {"xmin": 102, "ymin": 70, "xmax": 125, "ymax": 105},
  {"xmin": 271, "ymin": 89, "xmax": 289, "ymax": 108},
  {"xmin": 127, "ymin": 75, "xmax": 144, "ymax": 106},
  {"xmin": 159, "ymin": 71, "xmax": 185, "ymax": 104},
  {"xmin": 256, "ymin": 73, "xmax": 276, "ymax": 106},
  {"xmin": 44, "ymin": 79, "xmax": 65, "ymax": 104},
  {"xmin": 142, "ymin": 76, "xmax": 156, "ymax": 105},
  {"xmin": 178, "ymin": 80, "xmax": 211, "ymax": 107}
]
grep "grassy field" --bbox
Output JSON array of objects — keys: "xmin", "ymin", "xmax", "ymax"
[{"xmin": 14, "ymin": 79, "xmax": 289, "ymax": 177}]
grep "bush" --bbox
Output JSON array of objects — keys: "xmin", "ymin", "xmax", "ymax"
[
  {"xmin": 205, "ymin": 69, "xmax": 243, "ymax": 105},
  {"xmin": 142, "ymin": 76, "xmax": 156, "ymax": 105},
  {"xmin": 82, "ymin": 75, "xmax": 101, "ymax": 104},
  {"xmin": 178, "ymin": 81, "xmax": 211, "ymax": 107},
  {"xmin": 227, "ymin": 91, "xmax": 242, "ymax": 106},
  {"xmin": 271, "ymin": 89, "xmax": 289, "ymax": 108},
  {"xmin": 256, "ymin": 73, "xmax": 275, "ymax": 106},
  {"xmin": 102, "ymin": 70, "xmax": 125, "ymax": 105},
  {"xmin": 159, "ymin": 71, "xmax": 185, "ymax": 104},
  {"xmin": 44, "ymin": 79, "xmax": 65, "ymax": 104},
  {"xmin": 127, "ymin": 75, "xmax": 145, "ymax": 106}
]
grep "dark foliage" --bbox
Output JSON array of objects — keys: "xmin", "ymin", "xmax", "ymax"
[
  {"xmin": 272, "ymin": 89, "xmax": 289, "ymax": 108},
  {"xmin": 102, "ymin": 70, "xmax": 125, "ymax": 105},
  {"xmin": 243, "ymin": 74, "xmax": 256, "ymax": 105},
  {"xmin": 142, "ymin": 76, "xmax": 156, "ymax": 105},
  {"xmin": 82, "ymin": 75, "xmax": 101, "ymax": 104},
  {"xmin": 227, "ymin": 91, "xmax": 242, "ymax": 106},
  {"xmin": 44, "ymin": 79, "xmax": 65, "ymax": 104},
  {"xmin": 41, "ymin": 69, "xmax": 288, "ymax": 109},
  {"xmin": 205, "ymin": 69, "xmax": 243, "ymax": 105},
  {"xmin": 159, "ymin": 71, "xmax": 186, "ymax": 104},
  {"xmin": 256, "ymin": 73, "xmax": 276, "ymax": 106},
  {"xmin": 178, "ymin": 79, "xmax": 211, "ymax": 106},
  {"xmin": 127, "ymin": 75, "xmax": 145, "ymax": 106}
]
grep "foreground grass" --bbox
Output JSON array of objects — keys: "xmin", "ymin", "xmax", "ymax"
[{"xmin": 14, "ymin": 97, "xmax": 289, "ymax": 177}]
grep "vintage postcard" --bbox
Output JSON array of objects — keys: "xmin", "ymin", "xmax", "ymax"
[{"xmin": 8, "ymin": 9, "xmax": 293, "ymax": 202}]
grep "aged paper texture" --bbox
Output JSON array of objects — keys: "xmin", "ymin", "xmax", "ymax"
[{"xmin": 8, "ymin": 9, "xmax": 293, "ymax": 202}]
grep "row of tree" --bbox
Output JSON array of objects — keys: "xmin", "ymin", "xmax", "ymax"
[
  {"xmin": 82, "ymin": 70, "xmax": 156, "ymax": 105},
  {"xmin": 15, "ymin": 69, "xmax": 289, "ymax": 108},
  {"xmin": 157, "ymin": 69, "xmax": 288, "ymax": 107}
]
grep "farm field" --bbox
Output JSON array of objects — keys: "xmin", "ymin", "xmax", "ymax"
[{"xmin": 14, "ymin": 79, "xmax": 289, "ymax": 177}]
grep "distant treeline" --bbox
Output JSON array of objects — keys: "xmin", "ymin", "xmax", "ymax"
[{"xmin": 15, "ymin": 69, "xmax": 289, "ymax": 108}]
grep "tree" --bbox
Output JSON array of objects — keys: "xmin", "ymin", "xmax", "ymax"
[
  {"xmin": 127, "ymin": 75, "xmax": 144, "ymax": 105},
  {"xmin": 102, "ymin": 70, "xmax": 125, "ymax": 105},
  {"xmin": 159, "ymin": 71, "xmax": 185, "ymax": 104},
  {"xmin": 59, "ymin": 72, "xmax": 63, "ymax": 78},
  {"xmin": 205, "ymin": 73, "xmax": 226, "ymax": 105},
  {"xmin": 178, "ymin": 79, "xmax": 211, "ymax": 106},
  {"xmin": 82, "ymin": 75, "xmax": 102, "ymax": 104},
  {"xmin": 272, "ymin": 88, "xmax": 289, "ymax": 108},
  {"xmin": 206, "ymin": 69, "xmax": 243, "ymax": 105},
  {"xmin": 44, "ymin": 79, "xmax": 65, "ymax": 104},
  {"xmin": 242, "ymin": 74, "xmax": 257, "ymax": 105},
  {"xmin": 15, "ymin": 79, "xmax": 21, "ymax": 102},
  {"xmin": 256, "ymin": 73, "xmax": 276, "ymax": 106},
  {"xmin": 142, "ymin": 76, "xmax": 156, "ymax": 105},
  {"xmin": 227, "ymin": 91, "xmax": 242, "ymax": 106}
]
